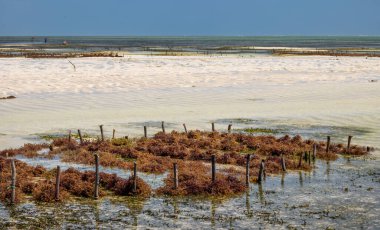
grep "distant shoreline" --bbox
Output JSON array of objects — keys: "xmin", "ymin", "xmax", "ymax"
[
  {"xmin": 1, "ymin": 48, "xmax": 379, "ymax": 58},
  {"xmin": 1, "ymin": 36, "xmax": 380, "ymax": 58}
]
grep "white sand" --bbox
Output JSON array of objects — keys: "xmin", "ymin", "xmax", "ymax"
[{"xmin": 1, "ymin": 55, "xmax": 379, "ymax": 96}]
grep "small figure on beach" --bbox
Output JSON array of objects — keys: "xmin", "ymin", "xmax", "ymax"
[
  {"xmin": 63, "ymin": 40, "xmax": 68, "ymax": 45},
  {"xmin": 44, "ymin": 37, "xmax": 48, "ymax": 43}
]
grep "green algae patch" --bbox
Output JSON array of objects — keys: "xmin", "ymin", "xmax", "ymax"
[{"xmin": 235, "ymin": 128, "xmax": 278, "ymax": 134}]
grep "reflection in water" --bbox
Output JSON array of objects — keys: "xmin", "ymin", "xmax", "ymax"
[
  {"xmin": 211, "ymin": 198, "xmax": 217, "ymax": 228},
  {"xmin": 298, "ymin": 171, "xmax": 303, "ymax": 187},
  {"xmin": 326, "ymin": 161, "xmax": 331, "ymax": 182},
  {"xmin": 258, "ymin": 183, "xmax": 265, "ymax": 204},
  {"xmin": 126, "ymin": 198, "xmax": 146, "ymax": 228},
  {"xmin": 171, "ymin": 196, "xmax": 179, "ymax": 219},
  {"xmin": 94, "ymin": 201, "xmax": 100, "ymax": 229},
  {"xmin": 281, "ymin": 173, "xmax": 285, "ymax": 189},
  {"xmin": 245, "ymin": 191, "xmax": 251, "ymax": 217}
]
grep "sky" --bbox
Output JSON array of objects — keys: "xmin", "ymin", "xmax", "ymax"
[{"xmin": 0, "ymin": 0, "xmax": 379, "ymax": 36}]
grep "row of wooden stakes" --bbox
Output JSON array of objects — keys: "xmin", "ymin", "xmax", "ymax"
[
  {"xmin": 73, "ymin": 122, "xmax": 360, "ymax": 156},
  {"xmin": 1, "ymin": 149, "xmax": 293, "ymax": 204},
  {"xmin": 71, "ymin": 122, "xmax": 232, "ymax": 144}
]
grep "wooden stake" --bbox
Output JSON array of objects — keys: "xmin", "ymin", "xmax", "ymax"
[
  {"xmin": 183, "ymin": 123, "xmax": 188, "ymax": 134},
  {"xmin": 211, "ymin": 155, "xmax": 216, "ymax": 183},
  {"xmin": 326, "ymin": 136, "xmax": 331, "ymax": 153},
  {"xmin": 94, "ymin": 154, "xmax": 99, "ymax": 199},
  {"xmin": 161, "ymin": 121, "xmax": 165, "ymax": 134},
  {"xmin": 99, "ymin": 125, "xmax": 104, "ymax": 141},
  {"xmin": 133, "ymin": 162, "xmax": 137, "ymax": 193},
  {"xmin": 228, "ymin": 124, "xmax": 232, "ymax": 134},
  {"xmin": 258, "ymin": 160, "xmax": 265, "ymax": 184},
  {"xmin": 173, "ymin": 163, "xmax": 178, "ymax": 189},
  {"xmin": 367, "ymin": 146, "xmax": 370, "ymax": 153},
  {"xmin": 55, "ymin": 166, "xmax": 61, "ymax": 201},
  {"xmin": 308, "ymin": 151, "xmax": 311, "ymax": 165},
  {"xmin": 281, "ymin": 154, "xmax": 286, "ymax": 172},
  {"xmin": 112, "ymin": 129, "xmax": 116, "ymax": 139},
  {"xmin": 11, "ymin": 159, "xmax": 16, "ymax": 204},
  {"xmin": 312, "ymin": 143, "xmax": 317, "ymax": 161},
  {"xmin": 304, "ymin": 152, "xmax": 308, "ymax": 162},
  {"xmin": 68, "ymin": 130, "xmax": 71, "ymax": 143},
  {"xmin": 78, "ymin": 129, "xmax": 83, "ymax": 144},
  {"xmin": 0, "ymin": 163, "xmax": 2, "ymax": 195},
  {"xmin": 298, "ymin": 153, "xmax": 302, "ymax": 168},
  {"xmin": 144, "ymin": 126, "xmax": 147, "ymax": 138},
  {"xmin": 245, "ymin": 154, "xmax": 250, "ymax": 186},
  {"xmin": 212, "ymin": 123, "xmax": 215, "ymax": 132},
  {"xmin": 347, "ymin": 136, "xmax": 353, "ymax": 153}
]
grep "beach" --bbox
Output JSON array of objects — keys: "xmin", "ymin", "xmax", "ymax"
[
  {"xmin": 0, "ymin": 54, "xmax": 379, "ymax": 228},
  {"xmin": 1, "ymin": 55, "xmax": 380, "ymax": 148}
]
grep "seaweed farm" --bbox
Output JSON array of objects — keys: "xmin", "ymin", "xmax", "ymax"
[{"xmin": 0, "ymin": 126, "xmax": 378, "ymax": 229}]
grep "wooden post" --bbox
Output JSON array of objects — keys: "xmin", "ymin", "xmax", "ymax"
[
  {"xmin": 112, "ymin": 129, "xmax": 116, "ymax": 139},
  {"xmin": 0, "ymin": 163, "xmax": 2, "ymax": 195},
  {"xmin": 258, "ymin": 160, "xmax": 265, "ymax": 183},
  {"xmin": 308, "ymin": 151, "xmax": 311, "ymax": 165},
  {"xmin": 212, "ymin": 123, "xmax": 215, "ymax": 132},
  {"xmin": 99, "ymin": 125, "xmax": 104, "ymax": 141},
  {"xmin": 11, "ymin": 159, "xmax": 16, "ymax": 204},
  {"xmin": 183, "ymin": 123, "xmax": 188, "ymax": 134},
  {"xmin": 144, "ymin": 126, "xmax": 147, "ymax": 138},
  {"xmin": 304, "ymin": 152, "xmax": 308, "ymax": 162},
  {"xmin": 161, "ymin": 121, "xmax": 165, "ymax": 134},
  {"xmin": 55, "ymin": 166, "xmax": 61, "ymax": 201},
  {"xmin": 68, "ymin": 130, "xmax": 71, "ymax": 143},
  {"xmin": 211, "ymin": 155, "xmax": 216, "ymax": 183},
  {"xmin": 78, "ymin": 129, "xmax": 83, "ymax": 144},
  {"xmin": 94, "ymin": 154, "xmax": 99, "ymax": 199},
  {"xmin": 245, "ymin": 154, "xmax": 250, "ymax": 186},
  {"xmin": 298, "ymin": 153, "xmax": 302, "ymax": 168},
  {"xmin": 228, "ymin": 124, "xmax": 232, "ymax": 134},
  {"xmin": 263, "ymin": 160, "xmax": 266, "ymax": 179},
  {"xmin": 326, "ymin": 136, "xmax": 331, "ymax": 153},
  {"xmin": 367, "ymin": 146, "xmax": 370, "ymax": 153},
  {"xmin": 281, "ymin": 154, "xmax": 286, "ymax": 172},
  {"xmin": 133, "ymin": 162, "xmax": 137, "ymax": 193},
  {"xmin": 173, "ymin": 163, "xmax": 178, "ymax": 189},
  {"xmin": 312, "ymin": 143, "xmax": 317, "ymax": 161},
  {"xmin": 347, "ymin": 136, "xmax": 353, "ymax": 153}
]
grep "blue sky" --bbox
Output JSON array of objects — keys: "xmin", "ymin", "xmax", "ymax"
[{"xmin": 0, "ymin": 0, "xmax": 379, "ymax": 36}]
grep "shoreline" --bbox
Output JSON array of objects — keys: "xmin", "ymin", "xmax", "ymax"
[{"xmin": 1, "ymin": 48, "xmax": 380, "ymax": 58}]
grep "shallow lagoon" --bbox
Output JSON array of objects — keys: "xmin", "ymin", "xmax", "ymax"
[{"xmin": 1, "ymin": 156, "xmax": 378, "ymax": 229}]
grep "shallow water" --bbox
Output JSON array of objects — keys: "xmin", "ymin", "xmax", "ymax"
[
  {"xmin": 0, "ymin": 55, "xmax": 379, "ymax": 228},
  {"xmin": 0, "ymin": 156, "xmax": 378, "ymax": 229}
]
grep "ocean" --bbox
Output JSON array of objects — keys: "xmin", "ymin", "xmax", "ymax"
[{"xmin": 1, "ymin": 36, "xmax": 380, "ymax": 49}]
